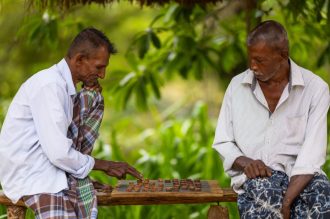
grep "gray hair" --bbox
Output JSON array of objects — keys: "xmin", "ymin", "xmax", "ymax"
[
  {"xmin": 67, "ymin": 27, "xmax": 117, "ymax": 58},
  {"xmin": 247, "ymin": 20, "xmax": 289, "ymax": 54}
]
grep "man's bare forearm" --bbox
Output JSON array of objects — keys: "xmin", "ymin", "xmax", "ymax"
[
  {"xmin": 282, "ymin": 174, "xmax": 314, "ymax": 207},
  {"xmin": 93, "ymin": 158, "xmax": 108, "ymax": 171}
]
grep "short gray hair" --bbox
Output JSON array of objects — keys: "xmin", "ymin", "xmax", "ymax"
[
  {"xmin": 67, "ymin": 27, "xmax": 117, "ymax": 58},
  {"xmin": 247, "ymin": 20, "xmax": 289, "ymax": 54}
]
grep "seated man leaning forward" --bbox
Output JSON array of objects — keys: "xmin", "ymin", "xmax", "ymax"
[
  {"xmin": 0, "ymin": 28, "xmax": 142, "ymax": 218},
  {"xmin": 213, "ymin": 20, "xmax": 330, "ymax": 219}
]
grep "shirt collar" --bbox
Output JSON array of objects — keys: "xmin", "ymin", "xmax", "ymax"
[
  {"xmin": 56, "ymin": 58, "xmax": 76, "ymax": 96},
  {"xmin": 241, "ymin": 58, "xmax": 305, "ymax": 88},
  {"xmin": 290, "ymin": 59, "xmax": 304, "ymax": 87}
]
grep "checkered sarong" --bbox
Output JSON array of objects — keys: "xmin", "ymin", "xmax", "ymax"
[{"xmin": 23, "ymin": 89, "xmax": 104, "ymax": 219}]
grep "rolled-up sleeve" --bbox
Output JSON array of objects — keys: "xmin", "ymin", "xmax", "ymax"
[
  {"xmin": 291, "ymin": 82, "xmax": 330, "ymax": 176},
  {"xmin": 29, "ymin": 83, "xmax": 94, "ymax": 179},
  {"xmin": 212, "ymin": 82, "xmax": 244, "ymax": 174}
]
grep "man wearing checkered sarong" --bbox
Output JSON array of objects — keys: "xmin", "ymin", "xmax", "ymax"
[{"xmin": 0, "ymin": 28, "xmax": 143, "ymax": 218}]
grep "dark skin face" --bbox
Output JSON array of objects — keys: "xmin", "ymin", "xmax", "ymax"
[
  {"xmin": 248, "ymin": 41, "xmax": 289, "ymax": 83},
  {"xmin": 68, "ymin": 46, "xmax": 110, "ymax": 89}
]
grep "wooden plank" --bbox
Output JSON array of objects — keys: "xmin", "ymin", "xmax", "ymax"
[
  {"xmin": 222, "ymin": 188, "xmax": 238, "ymax": 202},
  {"xmin": 1, "ymin": 181, "xmax": 237, "ymax": 207},
  {"xmin": 0, "ymin": 192, "xmax": 25, "ymax": 207},
  {"xmin": 98, "ymin": 180, "xmax": 237, "ymax": 205},
  {"xmin": 7, "ymin": 205, "xmax": 26, "ymax": 219}
]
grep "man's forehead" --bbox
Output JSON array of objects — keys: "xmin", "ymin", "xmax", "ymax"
[{"xmin": 248, "ymin": 40, "xmax": 268, "ymax": 49}]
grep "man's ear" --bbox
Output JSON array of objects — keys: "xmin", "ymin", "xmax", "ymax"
[{"xmin": 72, "ymin": 53, "xmax": 86, "ymax": 66}]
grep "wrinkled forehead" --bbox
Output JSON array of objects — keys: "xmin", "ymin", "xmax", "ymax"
[
  {"xmin": 248, "ymin": 39, "xmax": 285, "ymax": 57},
  {"xmin": 248, "ymin": 41, "xmax": 273, "ymax": 53}
]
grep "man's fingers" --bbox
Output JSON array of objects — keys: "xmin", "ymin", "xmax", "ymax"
[
  {"xmin": 127, "ymin": 166, "xmax": 143, "ymax": 180},
  {"xmin": 259, "ymin": 166, "xmax": 266, "ymax": 177},
  {"xmin": 266, "ymin": 167, "xmax": 272, "ymax": 176},
  {"xmin": 127, "ymin": 169, "xmax": 143, "ymax": 180},
  {"xmin": 109, "ymin": 169, "xmax": 124, "ymax": 178},
  {"xmin": 107, "ymin": 161, "xmax": 143, "ymax": 180},
  {"xmin": 244, "ymin": 166, "xmax": 255, "ymax": 179},
  {"xmin": 251, "ymin": 162, "xmax": 260, "ymax": 177},
  {"xmin": 245, "ymin": 160, "xmax": 273, "ymax": 179}
]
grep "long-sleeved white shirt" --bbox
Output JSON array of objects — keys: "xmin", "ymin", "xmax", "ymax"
[
  {"xmin": 0, "ymin": 59, "xmax": 95, "ymax": 203},
  {"xmin": 213, "ymin": 59, "xmax": 329, "ymax": 194}
]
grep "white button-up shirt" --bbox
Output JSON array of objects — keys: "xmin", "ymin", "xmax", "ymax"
[
  {"xmin": 0, "ymin": 59, "xmax": 95, "ymax": 203},
  {"xmin": 213, "ymin": 59, "xmax": 329, "ymax": 194}
]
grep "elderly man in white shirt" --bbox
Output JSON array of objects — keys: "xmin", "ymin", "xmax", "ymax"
[
  {"xmin": 213, "ymin": 20, "xmax": 330, "ymax": 218},
  {"xmin": 0, "ymin": 28, "xmax": 142, "ymax": 218}
]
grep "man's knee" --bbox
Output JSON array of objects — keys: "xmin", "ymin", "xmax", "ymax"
[
  {"xmin": 243, "ymin": 173, "xmax": 288, "ymax": 199},
  {"xmin": 302, "ymin": 174, "xmax": 330, "ymax": 204}
]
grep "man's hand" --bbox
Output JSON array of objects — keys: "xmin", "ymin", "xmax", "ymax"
[
  {"xmin": 233, "ymin": 156, "xmax": 272, "ymax": 179},
  {"xmin": 83, "ymin": 80, "xmax": 102, "ymax": 92},
  {"xmin": 244, "ymin": 159, "xmax": 272, "ymax": 179},
  {"xmin": 104, "ymin": 161, "xmax": 143, "ymax": 180},
  {"xmin": 92, "ymin": 180, "xmax": 113, "ymax": 192},
  {"xmin": 94, "ymin": 159, "xmax": 143, "ymax": 180}
]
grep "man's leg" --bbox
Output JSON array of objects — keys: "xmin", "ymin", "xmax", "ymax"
[
  {"xmin": 238, "ymin": 170, "xmax": 288, "ymax": 219},
  {"xmin": 291, "ymin": 174, "xmax": 330, "ymax": 219},
  {"xmin": 22, "ymin": 192, "xmax": 76, "ymax": 219}
]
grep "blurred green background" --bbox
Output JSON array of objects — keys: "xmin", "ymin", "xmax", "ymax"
[{"xmin": 0, "ymin": 0, "xmax": 330, "ymax": 218}]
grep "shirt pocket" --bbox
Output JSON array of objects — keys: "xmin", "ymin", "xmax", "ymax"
[{"xmin": 282, "ymin": 114, "xmax": 307, "ymax": 146}]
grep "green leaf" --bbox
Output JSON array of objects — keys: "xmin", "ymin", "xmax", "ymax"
[
  {"xmin": 149, "ymin": 13, "xmax": 165, "ymax": 27},
  {"xmin": 29, "ymin": 22, "xmax": 43, "ymax": 43},
  {"xmin": 314, "ymin": 0, "xmax": 326, "ymax": 22},
  {"xmin": 163, "ymin": 4, "xmax": 180, "ymax": 23},
  {"xmin": 150, "ymin": 31, "xmax": 161, "ymax": 49},
  {"xmin": 122, "ymin": 83, "xmax": 135, "ymax": 109},
  {"xmin": 148, "ymin": 73, "xmax": 161, "ymax": 99},
  {"xmin": 125, "ymin": 53, "xmax": 140, "ymax": 71},
  {"xmin": 135, "ymin": 77, "xmax": 148, "ymax": 110},
  {"xmin": 119, "ymin": 72, "xmax": 136, "ymax": 87},
  {"xmin": 137, "ymin": 34, "xmax": 150, "ymax": 59}
]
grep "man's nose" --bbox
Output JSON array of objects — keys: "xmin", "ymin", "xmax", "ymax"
[{"xmin": 250, "ymin": 60, "xmax": 258, "ymax": 71}]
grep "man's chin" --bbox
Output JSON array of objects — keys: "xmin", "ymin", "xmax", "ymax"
[
  {"xmin": 254, "ymin": 75, "xmax": 265, "ymax": 81},
  {"xmin": 84, "ymin": 80, "xmax": 98, "ymax": 87}
]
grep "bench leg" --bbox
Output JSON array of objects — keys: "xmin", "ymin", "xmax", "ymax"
[
  {"xmin": 207, "ymin": 205, "xmax": 229, "ymax": 219},
  {"xmin": 7, "ymin": 205, "xmax": 26, "ymax": 219}
]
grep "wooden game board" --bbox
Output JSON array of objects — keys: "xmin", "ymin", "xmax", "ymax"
[{"xmin": 100, "ymin": 179, "xmax": 226, "ymax": 205}]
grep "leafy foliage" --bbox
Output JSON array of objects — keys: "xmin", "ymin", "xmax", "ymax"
[{"xmin": 108, "ymin": 0, "xmax": 330, "ymax": 109}]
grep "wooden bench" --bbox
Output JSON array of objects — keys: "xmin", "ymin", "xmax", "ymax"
[{"xmin": 0, "ymin": 180, "xmax": 237, "ymax": 219}]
